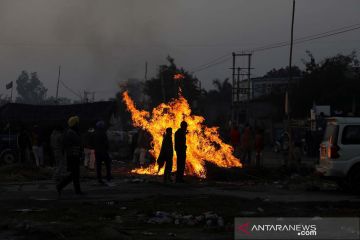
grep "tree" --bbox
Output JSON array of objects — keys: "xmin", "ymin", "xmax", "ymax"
[
  {"xmin": 144, "ymin": 56, "xmax": 200, "ymax": 107},
  {"xmin": 264, "ymin": 65, "xmax": 304, "ymax": 78},
  {"xmin": 0, "ymin": 94, "xmax": 8, "ymax": 107},
  {"xmin": 43, "ymin": 96, "xmax": 72, "ymax": 105},
  {"xmin": 291, "ymin": 51, "xmax": 360, "ymax": 117},
  {"xmin": 199, "ymin": 78, "xmax": 232, "ymax": 128},
  {"xmin": 119, "ymin": 78, "xmax": 146, "ymax": 107},
  {"xmin": 209, "ymin": 78, "xmax": 232, "ymax": 103},
  {"xmin": 16, "ymin": 71, "xmax": 47, "ymax": 104}
]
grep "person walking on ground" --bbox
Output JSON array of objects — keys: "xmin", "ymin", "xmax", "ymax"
[
  {"xmin": 51, "ymin": 125, "xmax": 67, "ymax": 181},
  {"xmin": 94, "ymin": 121, "xmax": 112, "ymax": 184},
  {"xmin": 157, "ymin": 128, "xmax": 174, "ymax": 183},
  {"xmin": 230, "ymin": 124, "xmax": 241, "ymax": 157},
  {"xmin": 241, "ymin": 124, "xmax": 253, "ymax": 166},
  {"xmin": 255, "ymin": 128, "xmax": 264, "ymax": 168},
  {"xmin": 175, "ymin": 121, "xmax": 188, "ymax": 183},
  {"xmin": 56, "ymin": 116, "xmax": 84, "ymax": 196},
  {"xmin": 31, "ymin": 125, "xmax": 44, "ymax": 167},
  {"xmin": 133, "ymin": 129, "xmax": 151, "ymax": 166},
  {"xmin": 130, "ymin": 129, "xmax": 139, "ymax": 162},
  {"xmin": 18, "ymin": 126, "xmax": 31, "ymax": 164},
  {"xmin": 83, "ymin": 127, "xmax": 95, "ymax": 170}
]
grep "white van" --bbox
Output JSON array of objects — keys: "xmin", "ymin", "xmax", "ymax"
[{"xmin": 316, "ymin": 117, "xmax": 360, "ymax": 192}]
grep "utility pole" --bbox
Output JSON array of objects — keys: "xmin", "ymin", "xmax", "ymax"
[
  {"xmin": 231, "ymin": 52, "xmax": 237, "ymax": 123},
  {"xmin": 84, "ymin": 91, "xmax": 88, "ymax": 103},
  {"xmin": 248, "ymin": 54, "xmax": 252, "ymax": 100},
  {"xmin": 144, "ymin": 61, "xmax": 148, "ymax": 81},
  {"xmin": 286, "ymin": 0, "xmax": 296, "ymax": 167},
  {"xmin": 55, "ymin": 65, "xmax": 61, "ymax": 104},
  {"xmin": 92, "ymin": 92, "xmax": 95, "ymax": 102},
  {"xmin": 288, "ymin": 0, "xmax": 295, "ymax": 92},
  {"xmin": 237, "ymin": 67, "xmax": 241, "ymax": 104},
  {"xmin": 83, "ymin": 91, "xmax": 96, "ymax": 103},
  {"xmin": 232, "ymin": 52, "xmax": 236, "ymax": 105},
  {"xmin": 231, "ymin": 52, "xmax": 253, "ymax": 125}
]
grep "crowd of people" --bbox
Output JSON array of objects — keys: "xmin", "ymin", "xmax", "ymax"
[
  {"xmin": 229, "ymin": 124, "xmax": 264, "ymax": 168},
  {"xmin": 54, "ymin": 117, "xmax": 113, "ymax": 196},
  {"xmin": 7, "ymin": 117, "xmax": 321, "ymax": 196},
  {"xmin": 14, "ymin": 116, "xmax": 113, "ymax": 196},
  {"xmin": 14, "ymin": 119, "xmax": 191, "ymax": 196},
  {"xmin": 17, "ymin": 125, "xmax": 45, "ymax": 167}
]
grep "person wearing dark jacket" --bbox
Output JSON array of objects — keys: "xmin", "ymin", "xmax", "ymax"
[
  {"xmin": 255, "ymin": 128, "xmax": 264, "ymax": 168},
  {"xmin": 175, "ymin": 121, "xmax": 188, "ymax": 183},
  {"xmin": 56, "ymin": 116, "xmax": 83, "ymax": 196},
  {"xmin": 51, "ymin": 125, "xmax": 66, "ymax": 181},
  {"xmin": 31, "ymin": 125, "xmax": 44, "ymax": 167},
  {"xmin": 83, "ymin": 127, "xmax": 95, "ymax": 169},
  {"xmin": 94, "ymin": 121, "xmax": 112, "ymax": 184},
  {"xmin": 157, "ymin": 128, "xmax": 174, "ymax": 183},
  {"xmin": 241, "ymin": 124, "xmax": 253, "ymax": 166},
  {"xmin": 18, "ymin": 126, "xmax": 31, "ymax": 164}
]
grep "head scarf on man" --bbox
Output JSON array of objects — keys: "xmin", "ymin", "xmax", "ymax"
[{"xmin": 68, "ymin": 116, "xmax": 80, "ymax": 128}]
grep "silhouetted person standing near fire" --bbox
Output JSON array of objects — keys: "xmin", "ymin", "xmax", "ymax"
[
  {"xmin": 94, "ymin": 120, "xmax": 112, "ymax": 184},
  {"xmin": 175, "ymin": 121, "xmax": 188, "ymax": 183},
  {"xmin": 157, "ymin": 128, "xmax": 174, "ymax": 183},
  {"xmin": 56, "ymin": 116, "xmax": 84, "ymax": 196},
  {"xmin": 51, "ymin": 125, "xmax": 66, "ymax": 181},
  {"xmin": 241, "ymin": 124, "xmax": 253, "ymax": 166},
  {"xmin": 18, "ymin": 126, "xmax": 31, "ymax": 164}
]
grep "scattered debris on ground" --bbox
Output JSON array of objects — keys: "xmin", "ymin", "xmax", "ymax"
[{"xmin": 145, "ymin": 210, "xmax": 226, "ymax": 229}]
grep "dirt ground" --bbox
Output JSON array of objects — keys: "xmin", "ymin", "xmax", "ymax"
[{"xmin": 0, "ymin": 164, "xmax": 359, "ymax": 240}]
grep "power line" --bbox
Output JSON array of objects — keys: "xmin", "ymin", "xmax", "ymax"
[
  {"xmin": 249, "ymin": 23, "xmax": 360, "ymax": 52},
  {"xmin": 251, "ymin": 25, "xmax": 360, "ymax": 53},
  {"xmin": 191, "ymin": 23, "xmax": 360, "ymax": 73},
  {"xmin": 191, "ymin": 57, "xmax": 232, "ymax": 73},
  {"xmin": 190, "ymin": 53, "xmax": 230, "ymax": 73},
  {"xmin": 59, "ymin": 80, "xmax": 82, "ymax": 100}
]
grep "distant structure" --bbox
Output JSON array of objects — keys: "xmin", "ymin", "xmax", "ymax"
[
  {"xmin": 83, "ymin": 91, "xmax": 96, "ymax": 103},
  {"xmin": 231, "ymin": 52, "xmax": 253, "ymax": 124},
  {"xmin": 238, "ymin": 76, "xmax": 302, "ymax": 101},
  {"xmin": 0, "ymin": 101, "xmax": 117, "ymax": 131}
]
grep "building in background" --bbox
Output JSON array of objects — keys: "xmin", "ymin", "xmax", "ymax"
[{"xmin": 238, "ymin": 76, "xmax": 302, "ymax": 101}]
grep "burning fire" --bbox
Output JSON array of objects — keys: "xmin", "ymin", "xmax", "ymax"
[
  {"xmin": 173, "ymin": 73, "xmax": 185, "ymax": 80},
  {"xmin": 122, "ymin": 91, "xmax": 241, "ymax": 178}
]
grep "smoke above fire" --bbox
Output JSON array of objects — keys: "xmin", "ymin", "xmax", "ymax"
[{"xmin": 122, "ymin": 91, "xmax": 241, "ymax": 178}]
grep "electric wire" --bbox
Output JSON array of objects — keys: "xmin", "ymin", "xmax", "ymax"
[{"xmin": 191, "ymin": 23, "xmax": 360, "ymax": 73}]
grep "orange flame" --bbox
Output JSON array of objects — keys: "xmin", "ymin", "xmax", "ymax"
[
  {"xmin": 122, "ymin": 91, "xmax": 242, "ymax": 178},
  {"xmin": 173, "ymin": 73, "xmax": 185, "ymax": 80}
]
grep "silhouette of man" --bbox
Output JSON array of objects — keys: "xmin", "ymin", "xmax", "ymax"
[
  {"xmin": 94, "ymin": 120, "xmax": 112, "ymax": 184},
  {"xmin": 18, "ymin": 126, "xmax": 31, "ymax": 164},
  {"xmin": 56, "ymin": 116, "xmax": 84, "ymax": 196},
  {"xmin": 175, "ymin": 121, "xmax": 188, "ymax": 183},
  {"xmin": 241, "ymin": 124, "xmax": 253, "ymax": 166},
  {"xmin": 157, "ymin": 128, "xmax": 174, "ymax": 183}
]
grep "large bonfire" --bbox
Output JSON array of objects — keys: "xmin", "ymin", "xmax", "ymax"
[{"xmin": 122, "ymin": 90, "xmax": 242, "ymax": 178}]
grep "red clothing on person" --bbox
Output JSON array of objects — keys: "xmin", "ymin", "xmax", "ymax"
[
  {"xmin": 255, "ymin": 133, "xmax": 264, "ymax": 153},
  {"xmin": 230, "ymin": 128, "xmax": 241, "ymax": 147},
  {"xmin": 241, "ymin": 127, "xmax": 252, "ymax": 150}
]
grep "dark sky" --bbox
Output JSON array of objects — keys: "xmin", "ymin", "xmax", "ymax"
[{"xmin": 0, "ymin": 0, "xmax": 359, "ymax": 100}]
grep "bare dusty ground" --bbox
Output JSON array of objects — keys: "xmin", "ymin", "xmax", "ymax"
[{"xmin": 0, "ymin": 165, "xmax": 360, "ymax": 240}]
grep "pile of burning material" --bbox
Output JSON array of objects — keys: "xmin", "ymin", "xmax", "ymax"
[{"xmin": 122, "ymin": 91, "xmax": 241, "ymax": 178}]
